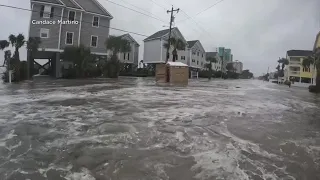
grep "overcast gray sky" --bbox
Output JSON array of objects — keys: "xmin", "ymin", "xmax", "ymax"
[{"xmin": 0, "ymin": 0, "xmax": 319, "ymax": 76}]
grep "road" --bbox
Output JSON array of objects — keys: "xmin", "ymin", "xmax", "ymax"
[{"xmin": 0, "ymin": 77, "xmax": 319, "ymax": 180}]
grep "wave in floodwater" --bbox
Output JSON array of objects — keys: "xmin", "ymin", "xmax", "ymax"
[{"xmin": 0, "ymin": 78, "xmax": 319, "ymax": 180}]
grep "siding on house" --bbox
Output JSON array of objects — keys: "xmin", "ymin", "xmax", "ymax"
[
  {"xmin": 143, "ymin": 39, "xmax": 163, "ymax": 63},
  {"xmin": 80, "ymin": 13, "xmax": 110, "ymax": 54},
  {"xmin": 29, "ymin": 3, "xmax": 62, "ymax": 49},
  {"xmin": 29, "ymin": 0, "xmax": 112, "ymax": 54}
]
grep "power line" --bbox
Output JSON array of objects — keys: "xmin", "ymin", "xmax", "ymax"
[
  {"xmin": 117, "ymin": 0, "xmax": 166, "ymax": 22},
  {"xmin": 177, "ymin": 0, "xmax": 226, "ymax": 23},
  {"xmin": 101, "ymin": 0, "xmax": 166, "ymax": 23},
  {"xmin": 145, "ymin": 0, "xmax": 167, "ymax": 10},
  {"xmin": 0, "ymin": 4, "xmax": 149, "ymax": 37}
]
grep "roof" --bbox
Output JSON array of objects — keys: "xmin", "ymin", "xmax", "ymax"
[
  {"xmin": 187, "ymin": 40, "xmax": 198, "ymax": 48},
  {"xmin": 144, "ymin": 29, "xmax": 170, "ymax": 41},
  {"xmin": 287, "ymin": 50, "xmax": 313, "ymax": 57},
  {"xmin": 167, "ymin": 62, "xmax": 188, "ymax": 67},
  {"xmin": 33, "ymin": 0, "xmax": 63, "ymax": 5},
  {"xmin": 33, "ymin": 0, "xmax": 113, "ymax": 17},
  {"xmin": 206, "ymin": 52, "xmax": 217, "ymax": 57},
  {"xmin": 119, "ymin": 33, "xmax": 140, "ymax": 46},
  {"xmin": 73, "ymin": 0, "xmax": 113, "ymax": 17},
  {"xmin": 60, "ymin": 0, "xmax": 81, "ymax": 9}
]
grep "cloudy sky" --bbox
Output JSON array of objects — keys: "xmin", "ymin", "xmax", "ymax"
[{"xmin": 0, "ymin": 0, "xmax": 319, "ymax": 76}]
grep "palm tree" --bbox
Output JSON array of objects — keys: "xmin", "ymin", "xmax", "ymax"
[
  {"xmin": 27, "ymin": 37, "xmax": 41, "ymax": 79},
  {"xmin": 8, "ymin": 34, "xmax": 26, "ymax": 81},
  {"xmin": 105, "ymin": 35, "xmax": 131, "ymax": 78},
  {"xmin": 163, "ymin": 38, "xmax": 186, "ymax": 62},
  {"xmin": 206, "ymin": 57, "xmax": 217, "ymax": 80},
  {"xmin": 302, "ymin": 47, "xmax": 320, "ymax": 91}
]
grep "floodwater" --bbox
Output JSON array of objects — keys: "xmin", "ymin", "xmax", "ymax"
[{"xmin": 0, "ymin": 77, "xmax": 319, "ymax": 180}]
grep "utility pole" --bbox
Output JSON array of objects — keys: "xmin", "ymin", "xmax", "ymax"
[{"xmin": 166, "ymin": 6, "xmax": 179, "ymax": 63}]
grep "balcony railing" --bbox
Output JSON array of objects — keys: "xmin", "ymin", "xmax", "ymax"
[
  {"xmin": 290, "ymin": 71, "xmax": 300, "ymax": 75},
  {"xmin": 290, "ymin": 61, "xmax": 301, "ymax": 65}
]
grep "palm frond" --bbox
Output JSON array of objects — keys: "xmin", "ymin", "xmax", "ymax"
[{"xmin": 8, "ymin": 34, "xmax": 16, "ymax": 47}]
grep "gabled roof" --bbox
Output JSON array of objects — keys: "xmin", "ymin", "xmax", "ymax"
[
  {"xmin": 33, "ymin": 0, "xmax": 113, "ymax": 17},
  {"xmin": 144, "ymin": 29, "xmax": 170, "ymax": 41},
  {"xmin": 73, "ymin": 0, "xmax": 113, "ymax": 17},
  {"xmin": 33, "ymin": 0, "xmax": 63, "ymax": 5},
  {"xmin": 119, "ymin": 33, "xmax": 140, "ymax": 46},
  {"xmin": 60, "ymin": 0, "xmax": 81, "ymax": 9},
  {"xmin": 287, "ymin": 50, "xmax": 313, "ymax": 57},
  {"xmin": 206, "ymin": 52, "xmax": 217, "ymax": 58},
  {"xmin": 187, "ymin": 40, "xmax": 198, "ymax": 48}
]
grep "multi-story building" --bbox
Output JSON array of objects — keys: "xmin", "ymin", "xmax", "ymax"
[
  {"xmin": 28, "ymin": 0, "xmax": 113, "ymax": 78},
  {"xmin": 114, "ymin": 34, "xmax": 140, "ymax": 70},
  {"xmin": 206, "ymin": 52, "xmax": 222, "ymax": 71},
  {"xmin": 143, "ymin": 28, "xmax": 206, "ymax": 78},
  {"xmin": 232, "ymin": 60, "xmax": 243, "ymax": 74},
  {"xmin": 284, "ymin": 50, "xmax": 315, "ymax": 85},
  {"xmin": 217, "ymin": 47, "xmax": 233, "ymax": 73}
]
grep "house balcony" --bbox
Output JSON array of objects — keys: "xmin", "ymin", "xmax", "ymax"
[{"xmin": 289, "ymin": 71, "xmax": 300, "ymax": 76}]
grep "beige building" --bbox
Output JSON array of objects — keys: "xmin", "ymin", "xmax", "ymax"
[{"xmin": 284, "ymin": 50, "xmax": 315, "ymax": 85}]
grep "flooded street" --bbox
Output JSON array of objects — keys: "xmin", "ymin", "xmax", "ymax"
[{"xmin": 0, "ymin": 77, "xmax": 319, "ymax": 180}]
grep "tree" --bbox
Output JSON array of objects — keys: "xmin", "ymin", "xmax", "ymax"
[
  {"xmin": 8, "ymin": 34, "xmax": 26, "ymax": 82},
  {"xmin": 0, "ymin": 40, "xmax": 9, "ymax": 50},
  {"xmin": 206, "ymin": 57, "xmax": 217, "ymax": 80},
  {"xmin": 163, "ymin": 38, "xmax": 186, "ymax": 62},
  {"xmin": 302, "ymin": 47, "xmax": 320, "ymax": 92},
  {"xmin": 62, "ymin": 45, "xmax": 94, "ymax": 77},
  {"xmin": 27, "ymin": 37, "xmax": 41, "ymax": 78},
  {"xmin": 240, "ymin": 69, "xmax": 254, "ymax": 79},
  {"xmin": 105, "ymin": 35, "xmax": 131, "ymax": 78},
  {"xmin": 226, "ymin": 63, "xmax": 234, "ymax": 72}
]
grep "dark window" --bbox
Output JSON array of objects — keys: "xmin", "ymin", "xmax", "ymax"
[
  {"xmin": 192, "ymin": 59, "xmax": 195, "ymax": 62},
  {"xmin": 93, "ymin": 16, "xmax": 99, "ymax": 27},
  {"xmin": 66, "ymin": 32, "xmax": 73, "ymax": 45},
  {"xmin": 197, "ymin": 61, "xmax": 199, "ymax": 65},
  {"xmin": 68, "ymin": 11, "xmax": 76, "ymax": 21},
  {"xmin": 91, "ymin": 36, "xmax": 98, "ymax": 47},
  {"xmin": 201, "ymin": 62, "xmax": 203, "ymax": 66},
  {"xmin": 202, "ymin": 54, "xmax": 204, "ymax": 58},
  {"xmin": 181, "ymin": 56, "xmax": 185, "ymax": 60},
  {"xmin": 50, "ymin": 7, "xmax": 54, "ymax": 18},
  {"xmin": 128, "ymin": 53, "xmax": 130, "ymax": 60},
  {"xmin": 40, "ymin": 5, "xmax": 44, "ymax": 17},
  {"xmin": 124, "ymin": 53, "xmax": 126, "ymax": 59}
]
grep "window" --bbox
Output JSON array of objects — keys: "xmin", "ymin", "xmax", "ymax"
[
  {"xmin": 201, "ymin": 62, "xmax": 203, "ymax": 66},
  {"xmin": 40, "ymin": 28, "xmax": 49, "ymax": 38},
  {"xmin": 66, "ymin": 32, "xmax": 74, "ymax": 45},
  {"xmin": 92, "ymin": 16, "xmax": 99, "ymax": 27},
  {"xmin": 192, "ymin": 59, "xmax": 195, "ymax": 62},
  {"xmin": 68, "ymin": 11, "xmax": 76, "ymax": 21},
  {"xmin": 124, "ymin": 53, "xmax": 126, "ymax": 60},
  {"xmin": 197, "ymin": 61, "xmax": 199, "ymax": 65},
  {"xmin": 181, "ymin": 56, "xmax": 185, "ymax": 60},
  {"xmin": 127, "ymin": 53, "xmax": 130, "ymax": 60},
  {"xmin": 40, "ymin": 5, "xmax": 53, "ymax": 18},
  {"xmin": 192, "ymin": 52, "xmax": 196, "ymax": 55},
  {"xmin": 202, "ymin": 54, "xmax": 204, "ymax": 58},
  {"xmin": 91, "ymin": 36, "xmax": 98, "ymax": 47}
]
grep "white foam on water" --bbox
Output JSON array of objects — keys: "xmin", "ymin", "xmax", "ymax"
[{"xmin": 65, "ymin": 168, "xmax": 95, "ymax": 180}]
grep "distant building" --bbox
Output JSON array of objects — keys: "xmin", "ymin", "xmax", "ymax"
[
  {"xmin": 216, "ymin": 47, "xmax": 233, "ymax": 73},
  {"xmin": 284, "ymin": 50, "xmax": 314, "ymax": 85},
  {"xmin": 232, "ymin": 60, "xmax": 243, "ymax": 74},
  {"xmin": 143, "ymin": 28, "xmax": 206, "ymax": 78},
  {"xmin": 206, "ymin": 52, "xmax": 222, "ymax": 71}
]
